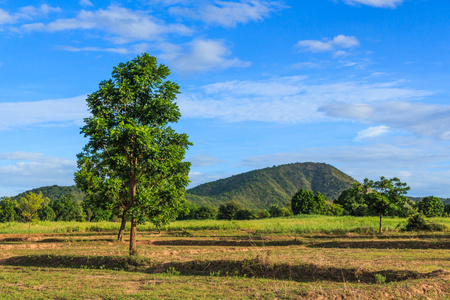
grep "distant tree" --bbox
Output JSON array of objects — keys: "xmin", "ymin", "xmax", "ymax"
[
  {"xmin": 445, "ymin": 204, "xmax": 450, "ymax": 216},
  {"xmin": 417, "ymin": 196, "xmax": 445, "ymax": 217},
  {"xmin": 38, "ymin": 205, "xmax": 56, "ymax": 221},
  {"xmin": 193, "ymin": 205, "xmax": 217, "ymax": 220},
  {"xmin": 291, "ymin": 189, "xmax": 314, "ymax": 215},
  {"xmin": 235, "ymin": 208, "xmax": 257, "ymax": 220},
  {"xmin": 217, "ymin": 201, "xmax": 241, "ymax": 220},
  {"xmin": 258, "ymin": 209, "xmax": 270, "ymax": 219},
  {"xmin": 364, "ymin": 176, "xmax": 410, "ymax": 233},
  {"xmin": 334, "ymin": 183, "xmax": 369, "ymax": 216},
  {"xmin": 326, "ymin": 202, "xmax": 344, "ymax": 216},
  {"xmin": 52, "ymin": 193, "xmax": 85, "ymax": 222},
  {"xmin": 280, "ymin": 207, "xmax": 292, "ymax": 217},
  {"xmin": 269, "ymin": 204, "xmax": 283, "ymax": 218},
  {"xmin": 0, "ymin": 197, "xmax": 18, "ymax": 222},
  {"xmin": 16, "ymin": 192, "xmax": 49, "ymax": 238},
  {"xmin": 291, "ymin": 189, "xmax": 326, "ymax": 215},
  {"xmin": 75, "ymin": 54, "xmax": 191, "ymax": 255},
  {"xmin": 313, "ymin": 192, "xmax": 327, "ymax": 214}
]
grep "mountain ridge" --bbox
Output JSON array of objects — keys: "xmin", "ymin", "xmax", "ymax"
[{"xmin": 186, "ymin": 162, "xmax": 357, "ymax": 209}]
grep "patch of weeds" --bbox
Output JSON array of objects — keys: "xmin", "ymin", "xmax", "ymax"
[
  {"xmin": 350, "ymin": 227, "xmax": 378, "ymax": 235},
  {"xmin": 165, "ymin": 266, "xmax": 180, "ymax": 276},
  {"xmin": 374, "ymin": 274, "xmax": 386, "ymax": 284}
]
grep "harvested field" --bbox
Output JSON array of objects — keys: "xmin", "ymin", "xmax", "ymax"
[{"xmin": 0, "ymin": 219, "xmax": 449, "ymax": 299}]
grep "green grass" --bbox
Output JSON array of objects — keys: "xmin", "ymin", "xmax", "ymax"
[{"xmin": 1, "ymin": 215, "xmax": 448, "ymax": 235}]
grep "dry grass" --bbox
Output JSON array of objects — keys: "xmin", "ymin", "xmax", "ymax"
[{"xmin": 0, "ymin": 224, "xmax": 449, "ymax": 299}]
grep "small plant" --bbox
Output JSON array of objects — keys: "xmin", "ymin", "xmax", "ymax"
[
  {"xmin": 374, "ymin": 273, "xmax": 386, "ymax": 284},
  {"xmin": 165, "ymin": 266, "xmax": 180, "ymax": 276}
]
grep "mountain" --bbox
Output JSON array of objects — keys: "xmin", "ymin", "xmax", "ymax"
[
  {"xmin": 186, "ymin": 162, "xmax": 356, "ymax": 209},
  {"xmin": 11, "ymin": 185, "xmax": 85, "ymax": 203}
]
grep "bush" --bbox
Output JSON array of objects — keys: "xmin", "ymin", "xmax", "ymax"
[
  {"xmin": 217, "ymin": 201, "xmax": 241, "ymax": 220},
  {"xmin": 326, "ymin": 203, "xmax": 344, "ymax": 216},
  {"xmin": 403, "ymin": 213, "xmax": 447, "ymax": 232},
  {"xmin": 416, "ymin": 196, "xmax": 445, "ymax": 217},
  {"xmin": 234, "ymin": 209, "xmax": 257, "ymax": 220},
  {"xmin": 258, "ymin": 209, "xmax": 270, "ymax": 219},
  {"xmin": 291, "ymin": 189, "xmax": 326, "ymax": 215},
  {"xmin": 193, "ymin": 205, "xmax": 218, "ymax": 220},
  {"xmin": 269, "ymin": 205, "xmax": 282, "ymax": 218}
]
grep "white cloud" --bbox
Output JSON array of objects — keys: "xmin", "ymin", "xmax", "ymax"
[
  {"xmin": 321, "ymin": 101, "xmax": 450, "ymax": 140},
  {"xmin": 178, "ymin": 77, "xmax": 431, "ymax": 124},
  {"xmin": 191, "ymin": 154, "xmax": 225, "ymax": 167},
  {"xmin": 296, "ymin": 35, "xmax": 359, "ymax": 53},
  {"xmin": 159, "ymin": 39, "xmax": 250, "ymax": 73},
  {"xmin": 56, "ymin": 45, "xmax": 129, "ymax": 54},
  {"xmin": 0, "ymin": 152, "xmax": 76, "ymax": 194},
  {"xmin": 0, "ymin": 95, "xmax": 88, "ymax": 130},
  {"xmin": 342, "ymin": 0, "xmax": 404, "ymax": 8},
  {"xmin": 356, "ymin": 125, "xmax": 389, "ymax": 140},
  {"xmin": 0, "ymin": 9, "xmax": 14, "ymax": 24},
  {"xmin": 168, "ymin": 0, "xmax": 285, "ymax": 27},
  {"xmin": 0, "ymin": 4, "xmax": 60, "ymax": 25},
  {"xmin": 79, "ymin": 0, "xmax": 94, "ymax": 7},
  {"xmin": 21, "ymin": 6, "xmax": 191, "ymax": 43}
]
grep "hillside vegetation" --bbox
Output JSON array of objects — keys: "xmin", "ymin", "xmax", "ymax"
[
  {"xmin": 10, "ymin": 185, "xmax": 84, "ymax": 203},
  {"xmin": 186, "ymin": 162, "xmax": 356, "ymax": 209}
]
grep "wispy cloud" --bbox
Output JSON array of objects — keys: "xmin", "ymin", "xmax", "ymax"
[
  {"xmin": 0, "ymin": 4, "xmax": 60, "ymax": 25},
  {"xmin": 296, "ymin": 35, "xmax": 359, "ymax": 53},
  {"xmin": 0, "ymin": 152, "xmax": 76, "ymax": 195},
  {"xmin": 159, "ymin": 39, "xmax": 250, "ymax": 73},
  {"xmin": 342, "ymin": 0, "xmax": 404, "ymax": 8},
  {"xmin": 178, "ymin": 77, "xmax": 431, "ymax": 125},
  {"xmin": 79, "ymin": 0, "xmax": 94, "ymax": 7},
  {"xmin": 21, "ymin": 6, "xmax": 191, "ymax": 43},
  {"xmin": 0, "ymin": 96, "xmax": 88, "ymax": 130},
  {"xmin": 356, "ymin": 125, "xmax": 390, "ymax": 140},
  {"xmin": 168, "ymin": 0, "xmax": 286, "ymax": 27},
  {"xmin": 321, "ymin": 101, "xmax": 450, "ymax": 140},
  {"xmin": 191, "ymin": 154, "xmax": 226, "ymax": 167}
]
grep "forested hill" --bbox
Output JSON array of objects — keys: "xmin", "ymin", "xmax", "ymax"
[
  {"xmin": 10, "ymin": 185, "xmax": 84, "ymax": 203},
  {"xmin": 186, "ymin": 162, "xmax": 356, "ymax": 209}
]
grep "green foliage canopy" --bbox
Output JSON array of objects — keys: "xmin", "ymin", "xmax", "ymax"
[
  {"xmin": 291, "ymin": 189, "xmax": 326, "ymax": 215},
  {"xmin": 417, "ymin": 196, "xmax": 445, "ymax": 217}
]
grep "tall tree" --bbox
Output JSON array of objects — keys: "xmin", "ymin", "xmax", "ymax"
[
  {"xmin": 75, "ymin": 53, "xmax": 191, "ymax": 255},
  {"xmin": 16, "ymin": 192, "xmax": 49, "ymax": 238}
]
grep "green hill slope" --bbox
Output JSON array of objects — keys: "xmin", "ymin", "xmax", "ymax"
[
  {"xmin": 11, "ymin": 185, "xmax": 85, "ymax": 203},
  {"xmin": 186, "ymin": 162, "xmax": 356, "ymax": 209}
]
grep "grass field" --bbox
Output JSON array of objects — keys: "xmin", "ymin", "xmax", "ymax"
[{"xmin": 0, "ymin": 216, "xmax": 449, "ymax": 299}]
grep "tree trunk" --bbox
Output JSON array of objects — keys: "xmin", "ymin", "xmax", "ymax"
[
  {"xmin": 28, "ymin": 221, "xmax": 31, "ymax": 239},
  {"xmin": 128, "ymin": 174, "xmax": 137, "ymax": 255},
  {"xmin": 117, "ymin": 212, "xmax": 127, "ymax": 242},
  {"xmin": 379, "ymin": 214, "xmax": 383, "ymax": 233},
  {"xmin": 129, "ymin": 218, "xmax": 137, "ymax": 255}
]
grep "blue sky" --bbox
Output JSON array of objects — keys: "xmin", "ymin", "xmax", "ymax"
[{"xmin": 0, "ymin": 0, "xmax": 449, "ymax": 198}]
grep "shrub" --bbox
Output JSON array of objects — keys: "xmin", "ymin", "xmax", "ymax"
[
  {"xmin": 416, "ymin": 196, "xmax": 445, "ymax": 217},
  {"xmin": 403, "ymin": 213, "xmax": 447, "ymax": 232},
  {"xmin": 234, "ymin": 209, "xmax": 257, "ymax": 220},
  {"xmin": 258, "ymin": 209, "xmax": 270, "ymax": 219},
  {"xmin": 217, "ymin": 201, "xmax": 241, "ymax": 220}
]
